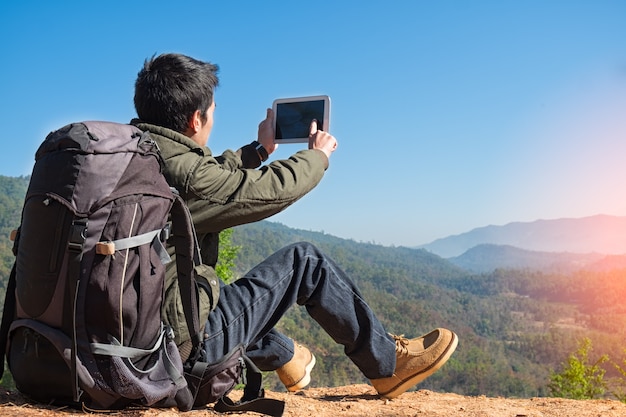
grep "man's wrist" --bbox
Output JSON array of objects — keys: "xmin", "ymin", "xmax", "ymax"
[{"xmin": 252, "ymin": 141, "xmax": 269, "ymax": 162}]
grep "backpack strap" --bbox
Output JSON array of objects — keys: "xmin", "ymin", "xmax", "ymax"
[
  {"xmin": 95, "ymin": 227, "xmax": 171, "ymax": 264},
  {"xmin": 0, "ymin": 226, "xmax": 21, "ymax": 380},
  {"xmin": 0, "ymin": 263, "xmax": 17, "ymax": 380},
  {"xmin": 214, "ymin": 394, "xmax": 285, "ymax": 417},
  {"xmin": 67, "ymin": 217, "xmax": 88, "ymax": 402},
  {"xmin": 168, "ymin": 191, "xmax": 285, "ymax": 415},
  {"xmin": 213, "ymin": 356, "xmax": 285, "ymax": 417},
  {"xmin": 169, "ymin": 194, "xmax": 203, "ymax": 355},
  {"xmin": 91, "ymin": 327, "xmax": 167, "ymax": 358}
]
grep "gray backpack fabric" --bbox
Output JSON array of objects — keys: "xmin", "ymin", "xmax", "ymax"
[
  {"xmin": 0, "ymin": 121, "xmax": 284, "ymax": 416},
  {"xmin": 1, "ymin": 121, "xmax": 198, "ymax": 410}
]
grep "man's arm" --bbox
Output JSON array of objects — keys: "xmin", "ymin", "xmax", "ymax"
[
  {"xmin": 215, "ymin": 108, "xmax": 336, "ymax": 170},
  {"xmin": 215, "ymin": 108, "xmax": 277, "ymax": 169},
  {"xmin": 171, "ymin": 109, "xmax": 338, "ymax": 234},
  {"xmin": 184, "ymin": 147, "xmax": 329, "ymax": 233}
]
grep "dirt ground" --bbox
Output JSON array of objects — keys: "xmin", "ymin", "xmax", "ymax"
[{"xmin": 3, "ymin": 384, "xmax": 626, "ymax": 417}]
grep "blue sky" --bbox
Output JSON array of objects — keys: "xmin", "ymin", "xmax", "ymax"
[{"xmin": 1, "ymin": 1, "xmax": 625, "ymax": 247}]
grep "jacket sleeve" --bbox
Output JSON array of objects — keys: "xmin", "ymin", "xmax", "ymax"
[
  {"xmin": 215, "ymin": 142, "xmax": 263, "ymax": 169},
  {"xmin": 176, "ymin": 148, "xmax": 329, "ymax": 234}
]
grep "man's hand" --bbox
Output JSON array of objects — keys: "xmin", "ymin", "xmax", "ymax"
[
  {"xmin": 308, "ymin": 119, "xmax": 337, "ymax": 159},
  {"xmin": 257, "ymin": 108, "xmax": 278, "ymax": 156}
]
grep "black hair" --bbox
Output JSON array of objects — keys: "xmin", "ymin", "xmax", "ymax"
[{"xmin": 134, "ymin": 53, "xmax": 219, "ymax": 133}]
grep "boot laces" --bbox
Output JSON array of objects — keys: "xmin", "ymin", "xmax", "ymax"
[{"xmin": 391, "ymin": 334, "xmax": 410, "ymax": 355}]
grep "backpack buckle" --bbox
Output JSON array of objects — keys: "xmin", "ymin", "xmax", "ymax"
[
  {"xmin": 68, "ymin": 219, "xmax": 88, "ymax": 252},
  {"xmin": 160, "ymin": 222, "xmax": 171, "ymax": 242}
]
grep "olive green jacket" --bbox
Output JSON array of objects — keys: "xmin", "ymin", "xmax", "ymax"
[{"xmin": 132, "ymin": 120, "xmax": 328, "ymax": 346}]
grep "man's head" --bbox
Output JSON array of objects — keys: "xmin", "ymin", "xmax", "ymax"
[{"xmin": 134, "ymin": 53, "xmax": 219, "ymax": 144}]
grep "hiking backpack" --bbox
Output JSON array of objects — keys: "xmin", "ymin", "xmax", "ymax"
[{"xmin": 0, "ymin": 121, "xmax": 284, "ymax": 416}]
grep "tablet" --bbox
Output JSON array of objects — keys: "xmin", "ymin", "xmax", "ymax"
[{"xmin": 273, "ymin": 95, "xmax": 331, "ymax": 143}]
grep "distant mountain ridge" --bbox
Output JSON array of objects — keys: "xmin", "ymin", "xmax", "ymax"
[
  {"xmin": 447, "ymin": 243, "xmax": 626, "ymax": 273},
  {"xmin": 419, "ymin": 214, "xmax": 626, "ymax": 258}
]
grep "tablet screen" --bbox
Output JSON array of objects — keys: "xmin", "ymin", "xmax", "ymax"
[{"xmin": 274, "ymin": 97, "xmax": 329, "ymax": 143}]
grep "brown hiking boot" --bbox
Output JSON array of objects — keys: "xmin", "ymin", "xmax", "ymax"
[
  {"xmin": 276, "ymin": 342, "xmax": 316, "ymax": 392},
  {"xmin": 370, "ymin": 328, "xmax": 458, "ymax": 399}
]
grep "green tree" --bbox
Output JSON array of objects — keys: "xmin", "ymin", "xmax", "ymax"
[
  {"xmin": 216, "ymin": 228, "xmax": 241, "ymax": 284},
  {"xmin": 548, "ymin": 338, "xmax": 608, "ymax": 399},
  {"xmin": 609, "ymin": 350, "xmax": 626, "ymax": 402}
]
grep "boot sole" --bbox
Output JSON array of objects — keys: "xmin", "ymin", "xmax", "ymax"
[
  {"xmin": 380, "ymin": 332, "xmax": 458, "ymax": 399},
  {"xmin": 286, "ymin": 354, "xmax": 316, "ymax": 392}
]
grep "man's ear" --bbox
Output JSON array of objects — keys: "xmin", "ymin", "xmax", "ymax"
[
  {"xmin": 188, "ymin": 110, "xmax": 202, "ymax": 133},
  {"xmin": 183, "ymin": 110, "xmax": 202, "ymax": 137}
]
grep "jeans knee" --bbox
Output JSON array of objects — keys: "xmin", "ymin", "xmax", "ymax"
[
  {"xmin": 286, "ymin": 241, "xmax": 322, "ymax": 256},
  {"xmin": 294, "ymin": 241, "xmax": 317, "ymax": 250}
]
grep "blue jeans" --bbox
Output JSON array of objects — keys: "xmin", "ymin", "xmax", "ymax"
[{"xmin": 202, "ymin": 242, "xmax": 396, "ymax": 379}]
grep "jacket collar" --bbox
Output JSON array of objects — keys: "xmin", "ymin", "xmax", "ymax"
[{"xmin": 130, "ymin": 119, "xmax": 209, "ymax": 157}]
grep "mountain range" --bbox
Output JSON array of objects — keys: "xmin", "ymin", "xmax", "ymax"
[
  {"xmin": 419, "ymin": 214, "xmax": 626, "ymax": 259},
  {"xmin": 447, "ymin": 243, "xmax": 626, "ymax": 273}
]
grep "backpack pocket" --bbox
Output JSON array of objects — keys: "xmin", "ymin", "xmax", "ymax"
[
  {"xmin": 195, "ymin": 263, "xmax": 220, "ymax": 313},
  {"xmin": 6, "ymin": 319, "xmax": 99, "ymax": 406},
  {"xmin": 16, "ymin": 195, "xmax": 73, "ymax": 319},
  {"xmin": 183, "ymin": 344, "xmax": 284, "ymax": 415},
  {"xmin": 7, "ymin": 319, "xmax": 192, "ymax": 410},
  {"xmin": 184, "ymin": 343, "xmax": 245, "ymax": 406},
  {"xmin": 8, "ymin": 323, "xmax": 74, "ymax": 405},
  {"xmin": 91, "ymin": 332, "xmax": 189, "ymax": 408},
  {"xmin": 162, "ymin": 263, "xmax": 219, "ymax": 347}
]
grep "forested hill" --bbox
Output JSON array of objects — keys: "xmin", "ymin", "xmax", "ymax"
[
  {"xmin": 1, "ymin": 175, "xmax": 626, "ymax": 400},
  {"xmin": 230, "ymin": 220, "xmax": 467, "ymax": 286},
  {"xmin": 0, "ymin": 176, "xmax": 29, "ymax": 282}
]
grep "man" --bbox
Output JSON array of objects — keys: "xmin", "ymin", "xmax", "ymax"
[{"xmin": 131, "ymin": 53, "xmax": 458, "ymax": 400}]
